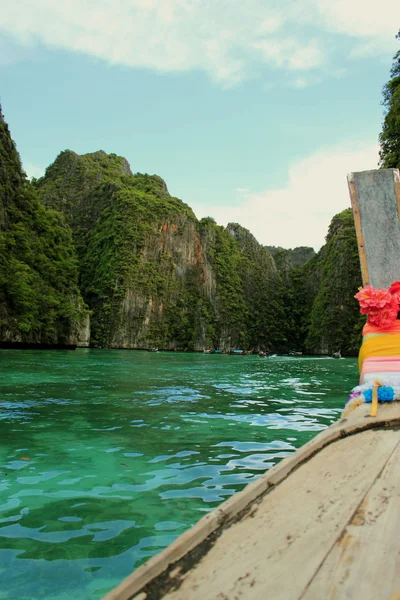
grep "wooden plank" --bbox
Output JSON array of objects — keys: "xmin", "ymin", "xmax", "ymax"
[
  {"xmin": 303, "ymin": 437, "xmax": 400, "ymax": 600},
  {"xmin": 395, "ymin": 169, "xmax": 400, "ymax": 223},
  {"xmin": 160, "ymin": 430, "xmax": 400, "ymax": 600},
  {"xmin": 347, "ymin": 169, "xmax": 400, "ymax": 288},
  {"xmin": 348, "ymin": 174, "xmax": 369, "ymax": 286},
  {"xmin": 102, "ymin": 404, "xmax": 400, "ymax": 600}
]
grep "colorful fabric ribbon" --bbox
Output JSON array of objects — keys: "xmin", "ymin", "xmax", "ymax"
[
  {"xmin": 342, "ymin": 378, "xmax": 400, "ymax": 417},
  {"xmin": 358, "ymin": 322, "xmax": 400, "ymax": 375}
]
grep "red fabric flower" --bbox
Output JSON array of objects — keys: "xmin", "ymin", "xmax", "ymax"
[
  {"xmin": 355, "ymin": 284, "xmax": 400, "ymax": 329},
  {"xmin": 389, "ymin": 281, "xmax": 400, "ymax": 303},
  {"xmin": 354, "ymin": 286, "xmax": 392, "ymax": 310},
  {"xmin": 389, "ymin": 281, "xmax": 400, "ymax": 294},
  {"xmin": 367, "ymin": 297, "xmax": 399, "ymax": 328}
]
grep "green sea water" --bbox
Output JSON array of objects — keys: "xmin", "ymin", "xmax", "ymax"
[{"xmin": 0, "ymin": 350, "xmax": 359, "ymax": 600}]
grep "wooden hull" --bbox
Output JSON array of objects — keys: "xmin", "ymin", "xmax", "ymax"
[{"xmin": 103, "ymin": 404, "xmax": 400, "ymax": 600}]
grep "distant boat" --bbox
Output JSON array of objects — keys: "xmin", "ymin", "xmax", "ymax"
[
  {"xmin": 231, "ymin": 349, "xmax": 244, "ymax": 355},
  {"xmin": 332, "ymin": 350, "xmax": 342, "ymax": 359},
  {"xmin": 148, "ymin": 347, "xmax": 159, "ymax": 352},
  {"xmin": 288, "ymin": 350, "xmax": 303, "ymax": 356}
]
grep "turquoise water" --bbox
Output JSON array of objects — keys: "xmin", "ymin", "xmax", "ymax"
[{"xmin": 0, "ymin": 350, "xmax": 358, "ymax": 600}]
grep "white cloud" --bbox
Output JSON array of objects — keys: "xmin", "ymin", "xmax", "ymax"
[
  {"xmin": 190, "ymin": 141, "xmax": 380, "ymax": 250},
  {"xmin": 0, "ymin": 0, "xmax": 398, "ymax": 83},
  {"xmin": 314, "ymin": 0, "xmax": 399, "ymax": 40},
  {"xmin": 254, "ymin": 38, "xmax": 324, "ymax": 71}
]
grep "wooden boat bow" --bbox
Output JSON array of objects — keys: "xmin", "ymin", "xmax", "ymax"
[{"xmin": 103, "ymin": 404, "xmax": 400, "ymax": 600}]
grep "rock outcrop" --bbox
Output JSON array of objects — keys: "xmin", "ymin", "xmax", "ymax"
[
  {"xmin": 36, "ymin": 152, "xmax": 281, "ymax": 351},
  {"xmin": 303, "ymin": 209, "xmax": 364, "ymax": 355}
]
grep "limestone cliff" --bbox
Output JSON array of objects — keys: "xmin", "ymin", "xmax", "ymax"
[
  {"xmin": 36, "ymin": 152, "xmax": 281, "ymax": 351},
  {"xmin": 0, "ymin": 107, "xmax": 87, "ymax": 346},
  {"xmin": 266, "ymin": 246, "xmax": 316, "ymax": 281},
  {"xmin": 32, "ymin": 146, "xmax": 365, "ymax": 355},
  {"xmin": 303, "ymin": 210, "xmax": 364, "ymax": 355},
  {"xmin": 264, "ymin": 221, "xmax": 363, "ymax": 356}
]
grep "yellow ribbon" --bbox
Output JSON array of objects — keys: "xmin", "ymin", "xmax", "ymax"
[{"xmin": 370, "ymin": 380, "xmax": 382, "ymax": 417}]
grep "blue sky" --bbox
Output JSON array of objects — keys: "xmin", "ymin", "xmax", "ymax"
[{"xmin": 1, "ymin": 0, "xmax": 399, "ymax": 249}]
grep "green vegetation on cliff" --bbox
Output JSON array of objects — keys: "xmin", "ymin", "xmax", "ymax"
[
  {"xmin": 28, "ymin": 142, "xmax": 369, "ymax": 355},
  {"xmin": 265, "ymin": 216, "xmax": 363, "ymax": 356},
  {"xmin": 36, "ymin": 151, "xmax": 286, "ymax": 351},
  {"xmin": 225, "ymin": 224, "xmax": 287, "ymax": 350},
  {"xmin": 303, "ymin": 210, "xmax": 364, "ymax": 355},
  {"xmin": 266, "ymin": 246, "xmax": 315, "ymax": 276},
  {"xmin": 0, "ymin": 107, "xmax": 85, "ymax": 345},
  {"xmin": 36, "ymin": 151, "xmax": 204, "ymax": 347},
  {"xmin": 379, "ymin": 31, "xmax": 400, "ymax": 168}
]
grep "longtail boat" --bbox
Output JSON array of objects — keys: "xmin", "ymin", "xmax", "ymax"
[{"xmin": 104, "ymin": 169, "xmax": 400, "ymax": 600}]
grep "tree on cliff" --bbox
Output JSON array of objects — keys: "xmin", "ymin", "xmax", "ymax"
[{"xmin": 379, "ymin": 30, "xmax": 400, "ymax": 168}]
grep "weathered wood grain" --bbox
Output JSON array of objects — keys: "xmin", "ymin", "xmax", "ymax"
[
  {"xmin": 348, "ymin": 169, "xmax": 400, "ymax": 288},
  {"xmin": 161, "ymin": 430, "xmax": 399, "ymax": 600},
  {"xmin": 302, "ymin": 438, "xmax": 400, "ymax": 600},
  {"xmin": 348, "ymin": 175, "xmax": 369, "ymax": 286}
]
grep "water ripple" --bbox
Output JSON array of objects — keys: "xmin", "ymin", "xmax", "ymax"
[{"xmin": 0, "ymin": 349, "xmax": 358, "ymax": 599}]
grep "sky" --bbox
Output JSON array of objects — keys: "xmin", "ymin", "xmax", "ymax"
[{"xmin": 0, "ymin": 1, "xmax": 399, "ymax": 250}]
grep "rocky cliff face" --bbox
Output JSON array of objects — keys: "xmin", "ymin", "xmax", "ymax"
[
  {"xmin": 0, "ymin": 107, "xmax": 86, "ymax": 346},
  {"xmin": 36, "ymin": 152, "xmax": 282, "ymax": 351},
  {"xmin": 303, "ymin": 209, "xmax": 363, "ymax": 355},
  {"xmin": 225, "ymin": 223, "xmax": 286, "ymax": 350},
  {"xmin": 0, "ymin": 106, "xmax": 23, "ymax": 229},
  {"xmin": 266, "ymin": 245, "xmax": 316, "ymax": 281},
  {"xmin": 108, "ymin": 212, "xmax": 215, "ymax": 350},
  {"xmin": 264, "ymin": 218, "xmax": 363, "ymax": 356}
]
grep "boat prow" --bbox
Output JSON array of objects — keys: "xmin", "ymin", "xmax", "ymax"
[{"xmin": 103, "ymin": 403, "xmax": 400, "ymax": 600}]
